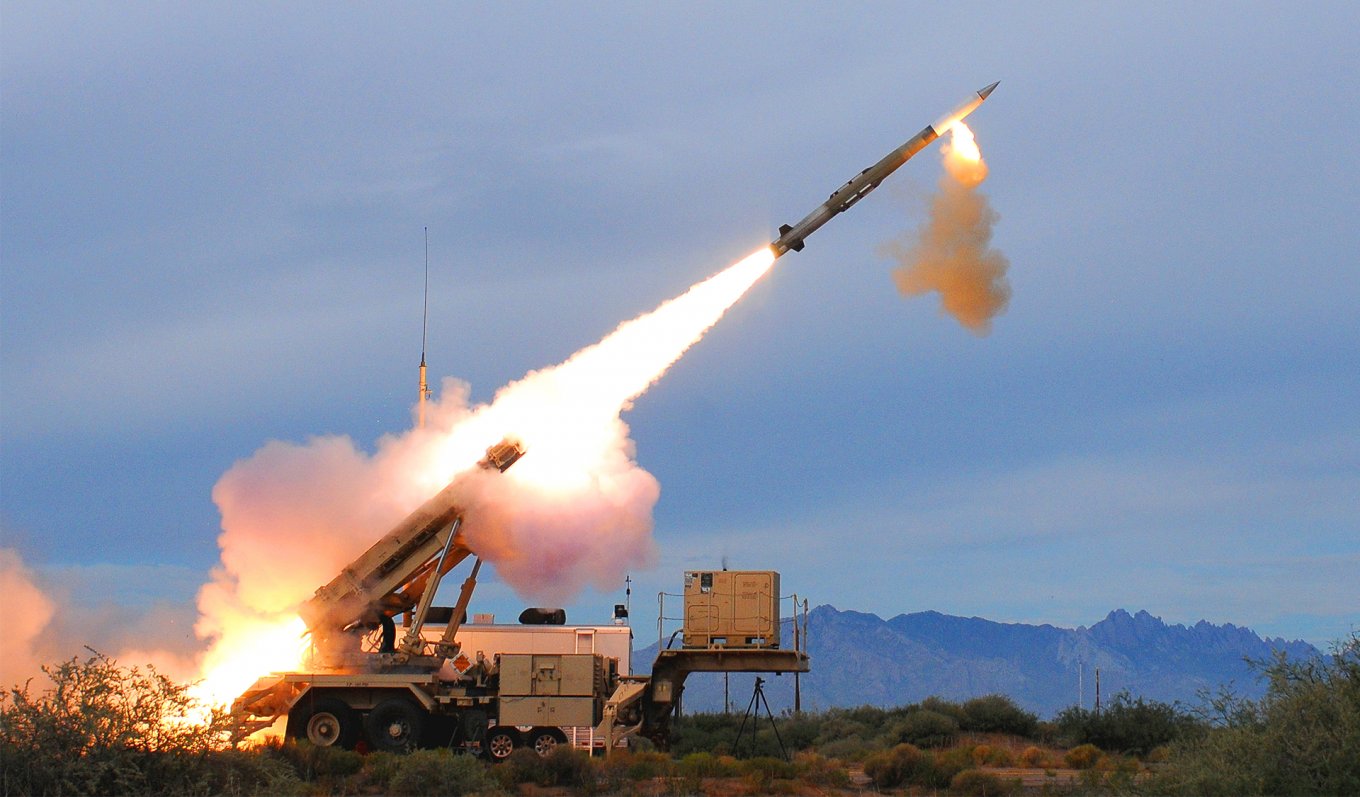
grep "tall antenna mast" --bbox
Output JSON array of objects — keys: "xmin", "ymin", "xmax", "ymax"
[{"xmin": 418, "ymin": 227, "xmax": 432, "ymax": 428}]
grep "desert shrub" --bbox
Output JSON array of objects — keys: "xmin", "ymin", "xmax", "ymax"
[
  {"xmin": 920, "ymin": 696, "xmax": 968, "ymax": 724},
  {"xmin": 668, "ymin": 712, "xmax": 739, "ymax": 756},
  {"xmin": 1151, "ymin": 633, "xmax": 1360, "ymax": 795},
  {"xmin": 539, "ymin": 745, "xmax": 594, "ymax": 789},
  {"xmin": 972, "ymin": 743, "xmax": 993, "ymax": 765},
  {"xmin": 960, "ymin": 694, "xmax": 1039, "ymax": 737},
  {"xmin": 950, "ymin": 768, "xmax": 1022, "ymax": 796},
  {"xmin": 793, "ymin": 751, "xmax": 850, "ymax": 787},
  {"xmin": 0, "ymin": 650, "xmax": 238, "ymax": 796},
  {"xmin": 360, "ymin": 751, "xmax": 405, "ymax": 791},
  {"xmin": 1018, "ymin": 745, "xmax": 1048, "ymax": 767},
  {"xmin": 816, "ymin": 733, "xmax": 875, "ymax": 761},
  {"xmin": 970, "ymin": 742, "xmax": 1016, "ymax": 767},
  {"xmin": 892, "ymin": 708, "xmax": 960, "ymax": 748},
  {"xmin": 933, "ymin": 745, "xmax": 976, "ymax": 785},
  {"xmin": 863, "ymin": 743, "xmax": 933, "ymax": 788},
  {"xmin": 1055, "ymin": 692, "xmax": 1203, "ymax": 754},
  {"xmin": 1064, "ymin": 743, "xmax": 1102, "ymax": 769},
  {"xmin": 197, "ymin": 748, "xmax": 303, "ymax": 796},
  {"xmin": 274, "ymin": 738, "xmax": 364, "ymax": 782},
  {"xmin": 625, "ymin": 749, "xmax": 672, "ymax": 780},
  {"xmin": 386, "ymin": 748, "xmax": 494, "ymax": 796},
  {"xmin": 776, "ymin": 713, "xmax": 821, "ymax": 751},
  {"xmin": 492, "ymin": 747, "xmax": 544, "ymax": 786},
  {"xmin": 676, "ymin": 750, "xmax": 740, "ymax": 778},
  {"xmin": 740, "ymin": 755, "xmax": 796, "ymax": 781}
]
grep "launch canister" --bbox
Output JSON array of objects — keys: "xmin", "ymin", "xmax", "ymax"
[{"xmin": 770, "ymin": 81, "xmax": 998, "ymax": 257}]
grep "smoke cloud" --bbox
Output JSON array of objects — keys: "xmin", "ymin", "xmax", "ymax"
[
  {"xmin": 0, "ymin": 548, "xmax": 55, "ymax": 688},
  {"xmin": 198, "ymin": 247, "xmax": 775, "ymax": 696},
  {"xmin": 882, "ymin": 125, "xmax": 1010, "ymax": 334}
]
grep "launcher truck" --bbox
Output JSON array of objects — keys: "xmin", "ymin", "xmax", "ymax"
[{"xmin": 230, "ymin": 438, "xmax": 808, "ymax": 756}]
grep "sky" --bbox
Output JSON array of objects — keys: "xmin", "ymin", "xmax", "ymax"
[{"xmin": 2, "ymin": 2, "xmax": 1357, "ymax": 684}]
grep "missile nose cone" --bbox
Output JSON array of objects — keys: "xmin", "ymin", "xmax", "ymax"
[{"xmin": 978, "ymin": 81, "xmax": 999, "ymax": 100}]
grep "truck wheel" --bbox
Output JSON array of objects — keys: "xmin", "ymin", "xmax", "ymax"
[
  {"xmin": 530, "ymin": 728, "xmax": 564, "ymax": 757},
  {"xmin": 289, "ymin": 697, "xmax": 360, "ymax": 749},
  {"xmin": 365, "ymin": 698, "xmax": 425, "ymax": 752},
  {"xmin": 485, "ymin": 727, "xmax": 518, "ymax": 761}
]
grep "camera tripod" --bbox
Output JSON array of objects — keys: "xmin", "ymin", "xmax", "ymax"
[{"xmin": 733, "ymin": 677, "xmax": 788, "ymax": 761}]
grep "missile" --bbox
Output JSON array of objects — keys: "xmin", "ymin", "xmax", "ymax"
[{"xmin": 770, "ymin": 81, "xmax": 998, "ymax": 257}]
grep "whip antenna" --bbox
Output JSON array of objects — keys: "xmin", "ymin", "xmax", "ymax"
[{"xmin": 418, "ymin": 227, "xmax": 432, "ymax": 428}]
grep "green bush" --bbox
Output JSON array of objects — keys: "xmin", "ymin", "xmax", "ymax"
[
  {"xmin": 197, "ymin": 748, "xmax": 303, "ymax": 796},
  {"xmin": 950, "ymin": 767, "xmax": 1022, "ymax": 796},
  {"xmin": 274, "ymin": 738, "xmax": 364, "ymax": 782},
  {"xmin": 1151, "ymin": 633, "xmax": 1360, "ymax": 796},
  {"xmin": 1055, "ymin": 692, "xmax": 1203, "ymax": 754},
  {"xmin": 386, "ymin": 749, "xmax": 494, "ymax": 796},
  {"xmin": 816, "ymin": 733, "xmax": 875, "ymax": 761},
  {"xmin": 960, "ymin": 695, "xmax": 1039, "ymax": 737},
  {"xmin": 0, "ymin": 650, "xmax": 239, "ymax": 796},
  {"xmin": 493, "ymin": 747, "xmax": 544, "ymax": 786},
  {"xmin": 892, "ymin": 708, "xmax": 960, "ymax": 748},
  {"xmin": 920, "ymin": 696, "xmax": 968, "ymax": 724},
  {"xmin": 539, "ymin": 745, "xmax": 594, "ymax": 789}
]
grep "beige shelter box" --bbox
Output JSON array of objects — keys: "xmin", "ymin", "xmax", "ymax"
[{"xmin": 682, "ymin": 570, "xmax": 780, "ymax": 649}]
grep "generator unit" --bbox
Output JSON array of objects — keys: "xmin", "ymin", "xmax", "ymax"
[{"xmin": 682, "ymin": 570, "xmax": 780, "ymax": 649}]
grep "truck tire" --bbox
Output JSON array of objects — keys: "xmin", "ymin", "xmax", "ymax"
[
  {"xmin": 529, "ymin": 728, "xmax": 565, "ymax": 757},
  {"xmin": 485, "ymin": 727, "xmax": 518, "ymax": 761},
  {"xmin": 288, "ymin": 697, "xmax": 361, "ymax": 749},
  {"xmin": 365, "ymin": 697, "xmax": 425, "ymax": 752}
]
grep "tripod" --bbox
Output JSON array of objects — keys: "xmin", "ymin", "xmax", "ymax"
[{"xmin": 733, "ymin": 677, "xmax": 788, "ymax": 761}]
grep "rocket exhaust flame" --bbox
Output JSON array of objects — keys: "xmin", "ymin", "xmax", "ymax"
[{"xmin": 190, "ymin": 247, "xmax": 777, "ymax": 712}]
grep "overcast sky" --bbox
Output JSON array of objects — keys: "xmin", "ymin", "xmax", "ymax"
[{"xmin": 3, "ymin": 2, "xmax": 1357, "ymax": 664}]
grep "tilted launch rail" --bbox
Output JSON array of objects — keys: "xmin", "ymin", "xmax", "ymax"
[
  {"xmin": 298, "ymin": 438, "xmax": 525, "ymax": 670},
  {"xmin": 231, "ymin": 439, "xmax": 526, "ymax": 738}
]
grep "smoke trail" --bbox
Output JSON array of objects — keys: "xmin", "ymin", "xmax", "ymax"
[
  {"xmin": 881, "ymin": 124, "xmax": 1010, "ymax": 334},
  {"xmin": 190, "ymin": 248, "xmax": 776, "ymax": 704}
]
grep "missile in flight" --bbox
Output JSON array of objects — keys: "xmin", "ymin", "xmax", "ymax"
[{"xmin": 770, "ymin": 81, "xmax": 998, "ymax": 258}]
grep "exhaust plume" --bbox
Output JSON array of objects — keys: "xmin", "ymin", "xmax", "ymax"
[
  {"xmin": 192, "ymin": 247, "xmax": 776, "ymax": 706},
  {"xmin": 882, "ymin": 122, "xmax": 1010, "ymax": 334}
]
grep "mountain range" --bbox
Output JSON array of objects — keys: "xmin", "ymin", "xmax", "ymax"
[{"xmin": 634, "ymin": 605, "xmax": 1320, "ymax": 718}]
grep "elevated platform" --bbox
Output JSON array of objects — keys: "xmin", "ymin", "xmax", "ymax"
[{"xmin": 596, "ymin": 647, "xmax": 810, "ymax": 750}]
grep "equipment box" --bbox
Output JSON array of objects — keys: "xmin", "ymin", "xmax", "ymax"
[
  {"xmin": 498, "ymin": 653, "xmax": 606, "ymax": 697},
  {"xmin": 498, "ymin": 695, "xmax": 598, "ymax": 727},
  {"xmin": 682, "ymin": 570, "xmax": 780, "ymax": 649}
]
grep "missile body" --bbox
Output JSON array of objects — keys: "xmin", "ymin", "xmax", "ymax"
[{"xmin": 770, "ymin": 82, "xmax": 998, "ymax": 257}]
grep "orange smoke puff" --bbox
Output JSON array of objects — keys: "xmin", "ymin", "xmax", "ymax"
[{"xmin": 882, "ymin": 179, "xmax": 1010, "ymax": 334}]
